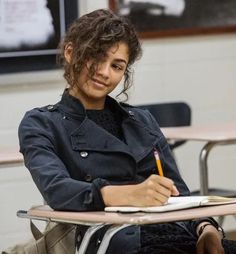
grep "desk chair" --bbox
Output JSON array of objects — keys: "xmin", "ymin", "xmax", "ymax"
[
  {"xmin": 138, "ymin": 102, "xmax": 191, "ymax": 150},
  {"xmin": 138, "ymin": 102, "xmax": 236, "ymax": 225}
]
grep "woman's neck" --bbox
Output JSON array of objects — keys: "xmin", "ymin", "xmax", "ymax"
[{"xmin": 68, "ymin": 88, "xmax": 105, "ymax": 110}]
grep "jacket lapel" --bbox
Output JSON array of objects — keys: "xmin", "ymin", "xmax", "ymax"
[
  {"xmin": 70, "ymin": 118, "xmax": 133, "ymax": 155},
  {"xmin": 70, "ymin": 116, "xmax": 159, "ymax": 163},
  {"xmin": 122, "ymin": 117, "xmax": 159, "ymax": 162}
]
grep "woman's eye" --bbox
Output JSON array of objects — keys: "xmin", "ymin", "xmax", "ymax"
[{"xmin": 112, "ymin": 64, "xmax": 123, "ymax": 70}]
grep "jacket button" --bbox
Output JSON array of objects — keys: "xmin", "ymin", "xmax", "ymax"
[
  {"xmin": 47, "ymin": 105, "xmax": 54, "ymax": 110},
  {"xmin": 85, "ymin": 174, "xmax": 92, "ymax": 182},
  {"xmin": 80, "ymin": 151, "xmax": 88, "ymax": 158},
  {"xmin": 128, "ymin": 110, "xmax": 134, "ymax": 116}
]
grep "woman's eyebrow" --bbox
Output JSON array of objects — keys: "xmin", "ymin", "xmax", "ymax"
[{"xmin": 114, "ymin": 58, "xmax": 127, "ymax": 65}]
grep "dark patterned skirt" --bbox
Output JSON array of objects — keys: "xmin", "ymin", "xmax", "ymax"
[{"xmin": 135, "ymin": 223, "xmax": 236, "ymax": 254}]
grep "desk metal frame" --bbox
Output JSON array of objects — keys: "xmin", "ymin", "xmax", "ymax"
[
  {"xmin": 200, "ymin": 140, "xmax": 236, "ymax": 195},
  {"xmin": 162, "ymin": 124, "xmax": 236, "ymax": 195}
]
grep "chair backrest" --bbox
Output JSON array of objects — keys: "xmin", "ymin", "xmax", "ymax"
[{"xmin": 138, "ymin": 102, "xmax": 191, "ymax": 149}]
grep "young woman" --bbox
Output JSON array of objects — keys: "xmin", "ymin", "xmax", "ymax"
[{"xmin": 18, "ymin": 9, "xmax": 236, "ymax": 254}]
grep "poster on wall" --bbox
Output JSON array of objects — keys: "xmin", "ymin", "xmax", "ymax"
[
  {"xmin": 0, "ymin": 0, "xmax": 78, "ymax": 73},
  {"xmin": 109, "ymin": 0, "xmax": 236, "ymax": 38}
]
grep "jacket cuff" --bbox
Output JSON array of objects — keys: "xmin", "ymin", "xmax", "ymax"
[{"xmin": 91, "ymin": 178, "xmax": 110, "ymax": 210}]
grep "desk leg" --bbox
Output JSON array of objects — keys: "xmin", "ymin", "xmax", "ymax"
[
  {"xmin": 97, "ymin": 224, "xmax": 131, "ymax": 254},
  {"xmin": 76, "ymin": 224, "xmax": 106, "ymax": 254},
  {"xmin": 199, "ymin": 142, "xmax": 216, "ymax": 195}
]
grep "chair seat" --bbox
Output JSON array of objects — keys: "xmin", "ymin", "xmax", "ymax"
[{"xmin": 191, "ymin": 188, "xmax": 236, "ymax": 197}]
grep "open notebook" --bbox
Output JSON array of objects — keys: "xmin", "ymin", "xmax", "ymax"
[{"xmin": 105, "ymin": 196, "xmax": 236, "ymax": 213}]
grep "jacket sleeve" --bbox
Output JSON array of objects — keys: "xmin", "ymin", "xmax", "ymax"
[{"xmin": 18, "ymin": 110, "xmax": 109, "ymax": 211}]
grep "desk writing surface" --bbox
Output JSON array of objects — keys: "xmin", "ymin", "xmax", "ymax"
[
  {"xmin": 0, "ymin": 147, "xmax": 23, "ymax": 166},
  {"xmin": 28, "ymin": 204, "xmax": 236, "ymax": 226},
  {"xmin": 162, "ymin": 123, "xmax": 236, "ymax": 142}
]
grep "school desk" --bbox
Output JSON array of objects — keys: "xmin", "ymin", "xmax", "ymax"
[
  {"xmin": 0, "ymin": 147, "xmax": 23, "ymax": 167},
  {"xmin": 17, "ymin": 203, "xmax": 236, "ymax": 254},
  {"xmin": 162, "ymin": 123, "xmax": 236, "ymax": 195}
]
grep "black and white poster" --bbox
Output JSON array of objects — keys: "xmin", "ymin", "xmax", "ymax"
[
  {"xmin": 0, "ymin": 0, "xmax": 77, "ymax": 73},
  {"xmin": 109, "ymin": 0, "xmax": 236, "ymax": 38}
]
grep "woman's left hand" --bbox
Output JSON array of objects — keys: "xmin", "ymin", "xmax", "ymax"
[{"xmin": 196, "ymin": 224, "xmax": 225, "ymax": 254}]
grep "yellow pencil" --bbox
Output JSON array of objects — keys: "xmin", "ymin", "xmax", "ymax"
[{"xmin": 154, "ymin": 149, "xmax": 164, "ymax": 177}]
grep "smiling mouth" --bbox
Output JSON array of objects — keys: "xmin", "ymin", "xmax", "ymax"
[{"xmin": 91, "ymin": 78, "xmax": 108, "ymax": 87}]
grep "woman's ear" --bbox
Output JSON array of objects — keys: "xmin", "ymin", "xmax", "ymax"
[{"xmin": 64, "ymin": 43, "xmax": 73, "ymax": 63}]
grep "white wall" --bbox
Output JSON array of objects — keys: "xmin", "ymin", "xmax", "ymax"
[{"xmin": 1, "ymin": 0, "xmax": 236, "ymax": 250}]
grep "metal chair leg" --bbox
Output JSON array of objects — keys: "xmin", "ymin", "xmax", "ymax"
[
  {"xmin": 97, "ymin": 224, "xmax": 131, "ymax": 254},
  {"xmin": 76, "ymin": 224, "xmax": 106, "ymax": 254}
]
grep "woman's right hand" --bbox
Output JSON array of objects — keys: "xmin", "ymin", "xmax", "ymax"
[
  {"xmin": 129, "ymin": 174, "xmax": 179, "ymax": 206},
  {"xmin": 101, "ymin": 174, "xmax": 179, "ymax": 207}
]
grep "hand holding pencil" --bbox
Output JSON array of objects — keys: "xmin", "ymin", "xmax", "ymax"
[{"xmin": 101, "ymin": 150, "xmax": 179, "ymax": 207}]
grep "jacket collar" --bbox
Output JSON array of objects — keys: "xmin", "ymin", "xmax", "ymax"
[{"xmin": 58, "ymin": 89, "xmax": 130, "ymax": 118}]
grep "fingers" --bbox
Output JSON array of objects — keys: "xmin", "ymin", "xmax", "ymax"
[
  {"xmin": 135, "ymin": 174, "xmax": 180, "ymax": 206},
  {"xmin": 144, "ymin": 175, "xmax": 179, "ymax": 205},
  {"xmin": 146, "ymin": 189, "xmax": 167, "ymax": 206},
  {"xmin": 154, "ymin": 183, "xmax": 171, "ymax": 198},
  {"xmin": 150, "ymin": 174, "xmax": 179, "ymax": 195},
  {"xmin": 155, "ymin": 175, "xmax": 180, "ymax": 196},
  {"xmin": 171, "ymin": 185, "xmax": 180, "ymax": 196}
]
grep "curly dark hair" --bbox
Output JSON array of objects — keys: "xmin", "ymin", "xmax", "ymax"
[{"xmin": 58, "ymin": 9, "xmax": 142, "ymax": 100}]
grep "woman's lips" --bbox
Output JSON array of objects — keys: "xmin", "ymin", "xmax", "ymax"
[{"xmin": 91, "ymin": 78, "xmax": 108, "ymax": 88}]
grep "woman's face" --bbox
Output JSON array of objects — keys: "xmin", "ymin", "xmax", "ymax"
[{"xmin": 68, "ymin": 41, "xmax": 129, "ymax": 109}]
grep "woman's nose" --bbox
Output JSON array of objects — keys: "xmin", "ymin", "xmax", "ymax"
[{"xmin": 97, "ymin": 62, "xmax": 110, "ymax": 79}]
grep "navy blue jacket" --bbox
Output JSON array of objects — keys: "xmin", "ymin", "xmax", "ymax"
[
  {"xmin": 18, "ymin": 91, "xmax": 190, "ymax": 211},
  {"xmin": 19, "ymin": 91, "xmax": 211, "ymax": 253}
]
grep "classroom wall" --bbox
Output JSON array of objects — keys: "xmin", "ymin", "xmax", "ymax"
[{"xmin": 1, "ymin": 0, "xmax": 236, "ymax": 250}]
